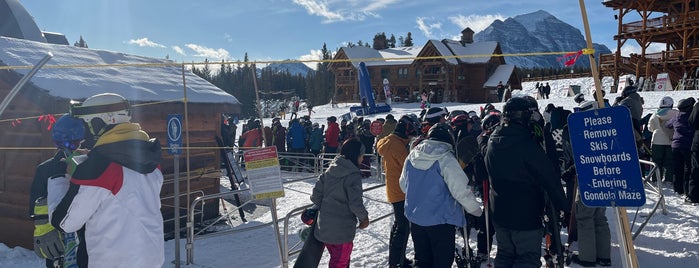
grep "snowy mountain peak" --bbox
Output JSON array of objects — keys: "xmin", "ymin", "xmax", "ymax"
[{"xmin": 474, "ymin": 10, "xmax": 610, "ymax": 69}]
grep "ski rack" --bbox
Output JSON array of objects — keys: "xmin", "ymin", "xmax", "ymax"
[{"xmin": 630, "ymin": 159, "xmax": 667, "ymax": 240}]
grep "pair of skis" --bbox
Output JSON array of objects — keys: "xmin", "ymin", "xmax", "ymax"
[
  {"xmin": 216, "ymin": 136, "xmax": 247, "ymax": 222},
  {"xmin": 543, "ymin": 193, "xmax": 565, "ymax": 268},
  {"xmin": 455, "ymin": 226, "xmax": 480, "ymax": 268}
]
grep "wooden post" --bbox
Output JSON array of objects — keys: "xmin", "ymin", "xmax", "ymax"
[{"xmin": 579, "ymin": 1, "xmax": 639, "ymax": 268}]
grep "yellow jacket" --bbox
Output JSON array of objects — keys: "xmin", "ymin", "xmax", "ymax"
[{"xmin": 376, "ymin": 133, "xmax": 411, "ymax": 203}]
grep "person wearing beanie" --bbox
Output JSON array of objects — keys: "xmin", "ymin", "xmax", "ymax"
[
  {"xmin": 399, "ymin": 123, "xmax": 483, "ymax": 268},
  {"xmin": 376, "ymin": 114, "xmax": 421, "ymax": 268},
  {"xmin": 485, "ymin": 97, "xmax": 568, "ymax": 268},
  {"xmin": 294, "ymin": 138, "xmax": 370, "ymax": 268},
  {"xmin": 666, "ymin": 97, "xmax": 696, "ymax": 198},
  {"xmin": 377, "ymin": 114, "xmax": 398, "ymax": 141},
  {"xmin": 617, "ymin": 85, "xmax": 643, "ymax": 135},
  {"xmin": 649, "ymin": 96, "xmax": 679, "ymax": 183}
]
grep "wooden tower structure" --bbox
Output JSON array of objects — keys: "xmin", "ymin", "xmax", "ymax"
[{"xmin": 600, "ymin": 0, "xmax": 699, "ymax": 91}]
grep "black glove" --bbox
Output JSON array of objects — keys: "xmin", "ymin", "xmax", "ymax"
[{"xmin": 33, "ymin": 197, "xmax": 64, "ymax": 260}]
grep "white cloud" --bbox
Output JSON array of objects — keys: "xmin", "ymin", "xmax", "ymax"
[
  {"xmin": 299, "ymin": 49, "xmax": 323, "ymax": 70},
  {"xmin": 618, "ymin": 43, "xmax": 665, "ymax": 57},
  {"xmin": 185, "ymin": 44, "xmax": 230, "ymax": 60},
  {"xmin": 416, "ymin": 17, "xmax": 442, "ymax": 38},
  {"xmin": 172, "ymin": 46, "xmax": 186, "ymax": 56},
  {"xmin": 127, "ymin": 37, "xmax": 166, "ymax": 48},
  {"xmin": 292, "ymin": 0, "xmax": 395, "ymax": 23},
  {"xmin": 224, "ymin": 33, "xmax": 233, "ymax": 43},
  {"xmin": 448, "ymin": 14, "xmax": 504, "ymax": 33}
]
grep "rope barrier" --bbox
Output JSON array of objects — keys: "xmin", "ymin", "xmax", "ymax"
[{"xmin": 0, "ymin": 51, "xmax": 579, "ymax": 70}]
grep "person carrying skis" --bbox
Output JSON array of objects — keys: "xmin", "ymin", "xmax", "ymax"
[
  {"xmin": 30, "ymin": 114, "xmax": 85, "ymax": 268},
  {"xmin": 400, "ymin": 123, "xmax": 483, "ymax": 268},
  {"xmin": 293, "ymin": 138, "xmax": 370, "ymax": 268},
  {"xmin": 484, "ymin": 96, "xmax": 567, "ymax": 268},
  {"xmin": 50, "ymin": 93, "xmax": 164, "ymax": 267},
  {"xmin": 376, "ymin": 114, "xmax": 421, "ymax": 268}
]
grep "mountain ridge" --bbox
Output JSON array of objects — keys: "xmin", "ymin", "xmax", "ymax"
[{"xmin": 474, "ymin": 9, "xmax": 611, "ymax": 69}]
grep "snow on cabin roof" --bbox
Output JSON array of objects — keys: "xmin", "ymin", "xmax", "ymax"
[
  {"xmin": 443, "ymin": 40, "xmax": 499, "ymax": 64},
  {"xmin": 484, "ymin": 64, "xmax": 515, "ymax": 88},
  {"xmin": 427, "ymin": 40, "xmax": 458, "ymax": 65},
  {"xmin": 340, "ymin": 45, "xmax": 423, "ymax": 68},
  {"xmin": 376, "ymin": 46, "xmax": 422, "ymax": 66},
  {"xmin": 0, "ymin": 36, "xmax": 239, "ymax": 104},
  {"xmin": 341, "ymin": 46, "xmax": 382, "ymax": 68}
]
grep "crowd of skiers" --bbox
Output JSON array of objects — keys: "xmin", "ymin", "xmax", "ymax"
[
  {"xmin": 229, "ymin": 83, "xmax": 699, "ymax": 268},
  {"xmin": 291, "ymin": 93, "xmax": 601, "ymax": 268}
]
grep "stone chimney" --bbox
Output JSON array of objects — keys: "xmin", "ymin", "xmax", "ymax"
[{"xmin": 460, "ymin": 27, "xmax": 474, "ymax": 45}]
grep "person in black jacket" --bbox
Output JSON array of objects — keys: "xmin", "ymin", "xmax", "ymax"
[{"xmin": 485, "ymin": 97, "xmax": 568, "ymax": 268}]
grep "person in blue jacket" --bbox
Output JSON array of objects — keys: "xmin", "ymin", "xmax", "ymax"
[{"xmin": 400, "ymin": 123, "xmax": 483, "ymax": 268}]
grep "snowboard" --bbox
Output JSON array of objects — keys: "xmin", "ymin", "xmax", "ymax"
[{"xmin": 543, "ymin": 193, "xmax": 564, "ymax": 268}]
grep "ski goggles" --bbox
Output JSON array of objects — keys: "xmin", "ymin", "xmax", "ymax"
[{"xmin": 55, "ymin": 140, "xmax": 83, "ymax": 151}]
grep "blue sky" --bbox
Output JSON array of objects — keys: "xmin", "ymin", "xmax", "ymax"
[{"xmin": 21, "ymin": 0, "xmax": 643, "ymax": 69}]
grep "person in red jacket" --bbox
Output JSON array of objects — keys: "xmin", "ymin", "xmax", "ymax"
[
  {"xmin": 324, "ymin": 116, "xmax": 341, "ymax": 154},
  {"xmin": 240, "ymin": 119, "xmax": 263, "ymax": 148}
]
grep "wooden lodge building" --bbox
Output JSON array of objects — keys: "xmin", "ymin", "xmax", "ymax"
[
  {"xmin": 601, "ymin": 0, "xmax": 699, "ymax": 91},
  {"xmin": 329, "ymin": 28, "xmax": 521, "ymax": 104},
  {"xmin": 0, "ymin": 33, "xmax": 240, "ymax": 247}
]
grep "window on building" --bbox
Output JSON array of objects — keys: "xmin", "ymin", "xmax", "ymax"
[
  {"xmin": 398, "ymin": 68, "xmax": 408, "ymax": 78},
  {"xmin": 381, "ymin": 68, "xmax": 390, "ymax": 79}
]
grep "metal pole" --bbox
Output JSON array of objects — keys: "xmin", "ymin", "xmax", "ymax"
[
  {"xmin": 251, "ymin": 63, "xmax": 267, "ymax": 146},
  {"xmin": 173, "ymin": 155, "xmax": 181, "ymax": 267},
  {"xmin": 270, "ymin": 199, "xmax": 286, "ymax": 268},
  {"xmin": 181, "ymin": 64, "xmax": 192, "ymax": 238},
  {"xmin": 0, "ymin": 53, "xmax": 53, "ymax": 118}
]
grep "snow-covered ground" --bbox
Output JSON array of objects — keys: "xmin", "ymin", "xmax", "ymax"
[{"xmin": 2, "ymin": 77, "xmax": 698, "ymax": 267}]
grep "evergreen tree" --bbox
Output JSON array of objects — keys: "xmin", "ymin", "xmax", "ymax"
[
  {"xmin": 398, "ymin": 36, "xmax": 405, "ymax": 47},
  {"xmin": 404, "ymin": 32, "xmax": 414, "ymax": 46},
  {"xmin": 74, "ymin": 36, "xmax": 88, "ymax": 48},
  {"xmin": 389, "ymin": 34, "xmax": 396, "ymax": 48}
]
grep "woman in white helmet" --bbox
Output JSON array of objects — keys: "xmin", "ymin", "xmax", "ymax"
[{"xmin": 49, "ymin": 93, "xmax": 164, "ymax": 267}]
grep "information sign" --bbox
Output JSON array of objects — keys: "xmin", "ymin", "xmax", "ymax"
[{"xmin": 568, "ymin": 106, "xmax": 646, "ymax": 207}]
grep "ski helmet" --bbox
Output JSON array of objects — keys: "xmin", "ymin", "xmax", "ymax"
[
  {"xmin": 301, "ymin": 207, "xmax": 318, "ymax": 225},
  {"xmin": 450, "ymin": 114, "xmax": 472, "ymax": 128},
  {"xmin": 396, "ymin": 114, "xmax": 421, "ymax": 137},
  {"xmin": 52, "ymin": 114, "xmax": 85, "ymax": 151},
  {"xmin": 574, "ymin": 93, "xmax": 585, "ymax": 104},
  {"xmin": 71, "ymin": 93, "xmax": 131, "ymax": 136},
  {"xmin": 481, "ymin": 112, "xmax": 502, "ymax": 131},
  {"xmin": 503, "ymin": 97, "xmax": 535, "ymax": 126},
  {"xmin": 427, "ymin": 123, "xmax": 455, "ymax": 148}
]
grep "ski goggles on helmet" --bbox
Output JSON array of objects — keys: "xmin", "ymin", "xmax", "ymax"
[{"xmin": 55, "ymin": 140, "xmax": 83, "ymax": 151}]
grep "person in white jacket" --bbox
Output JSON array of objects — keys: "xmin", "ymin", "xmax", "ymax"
[
  {"xmin": 400, "ymin": 123, "xmax": 482, "ymax": 268},
  {"xmin": 649, "ymin": 96, "xmax": 679, "ymax": 183},
  {"xmin": 48, "ymin": 93, "xmax": 164, "ymax": 268}
]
